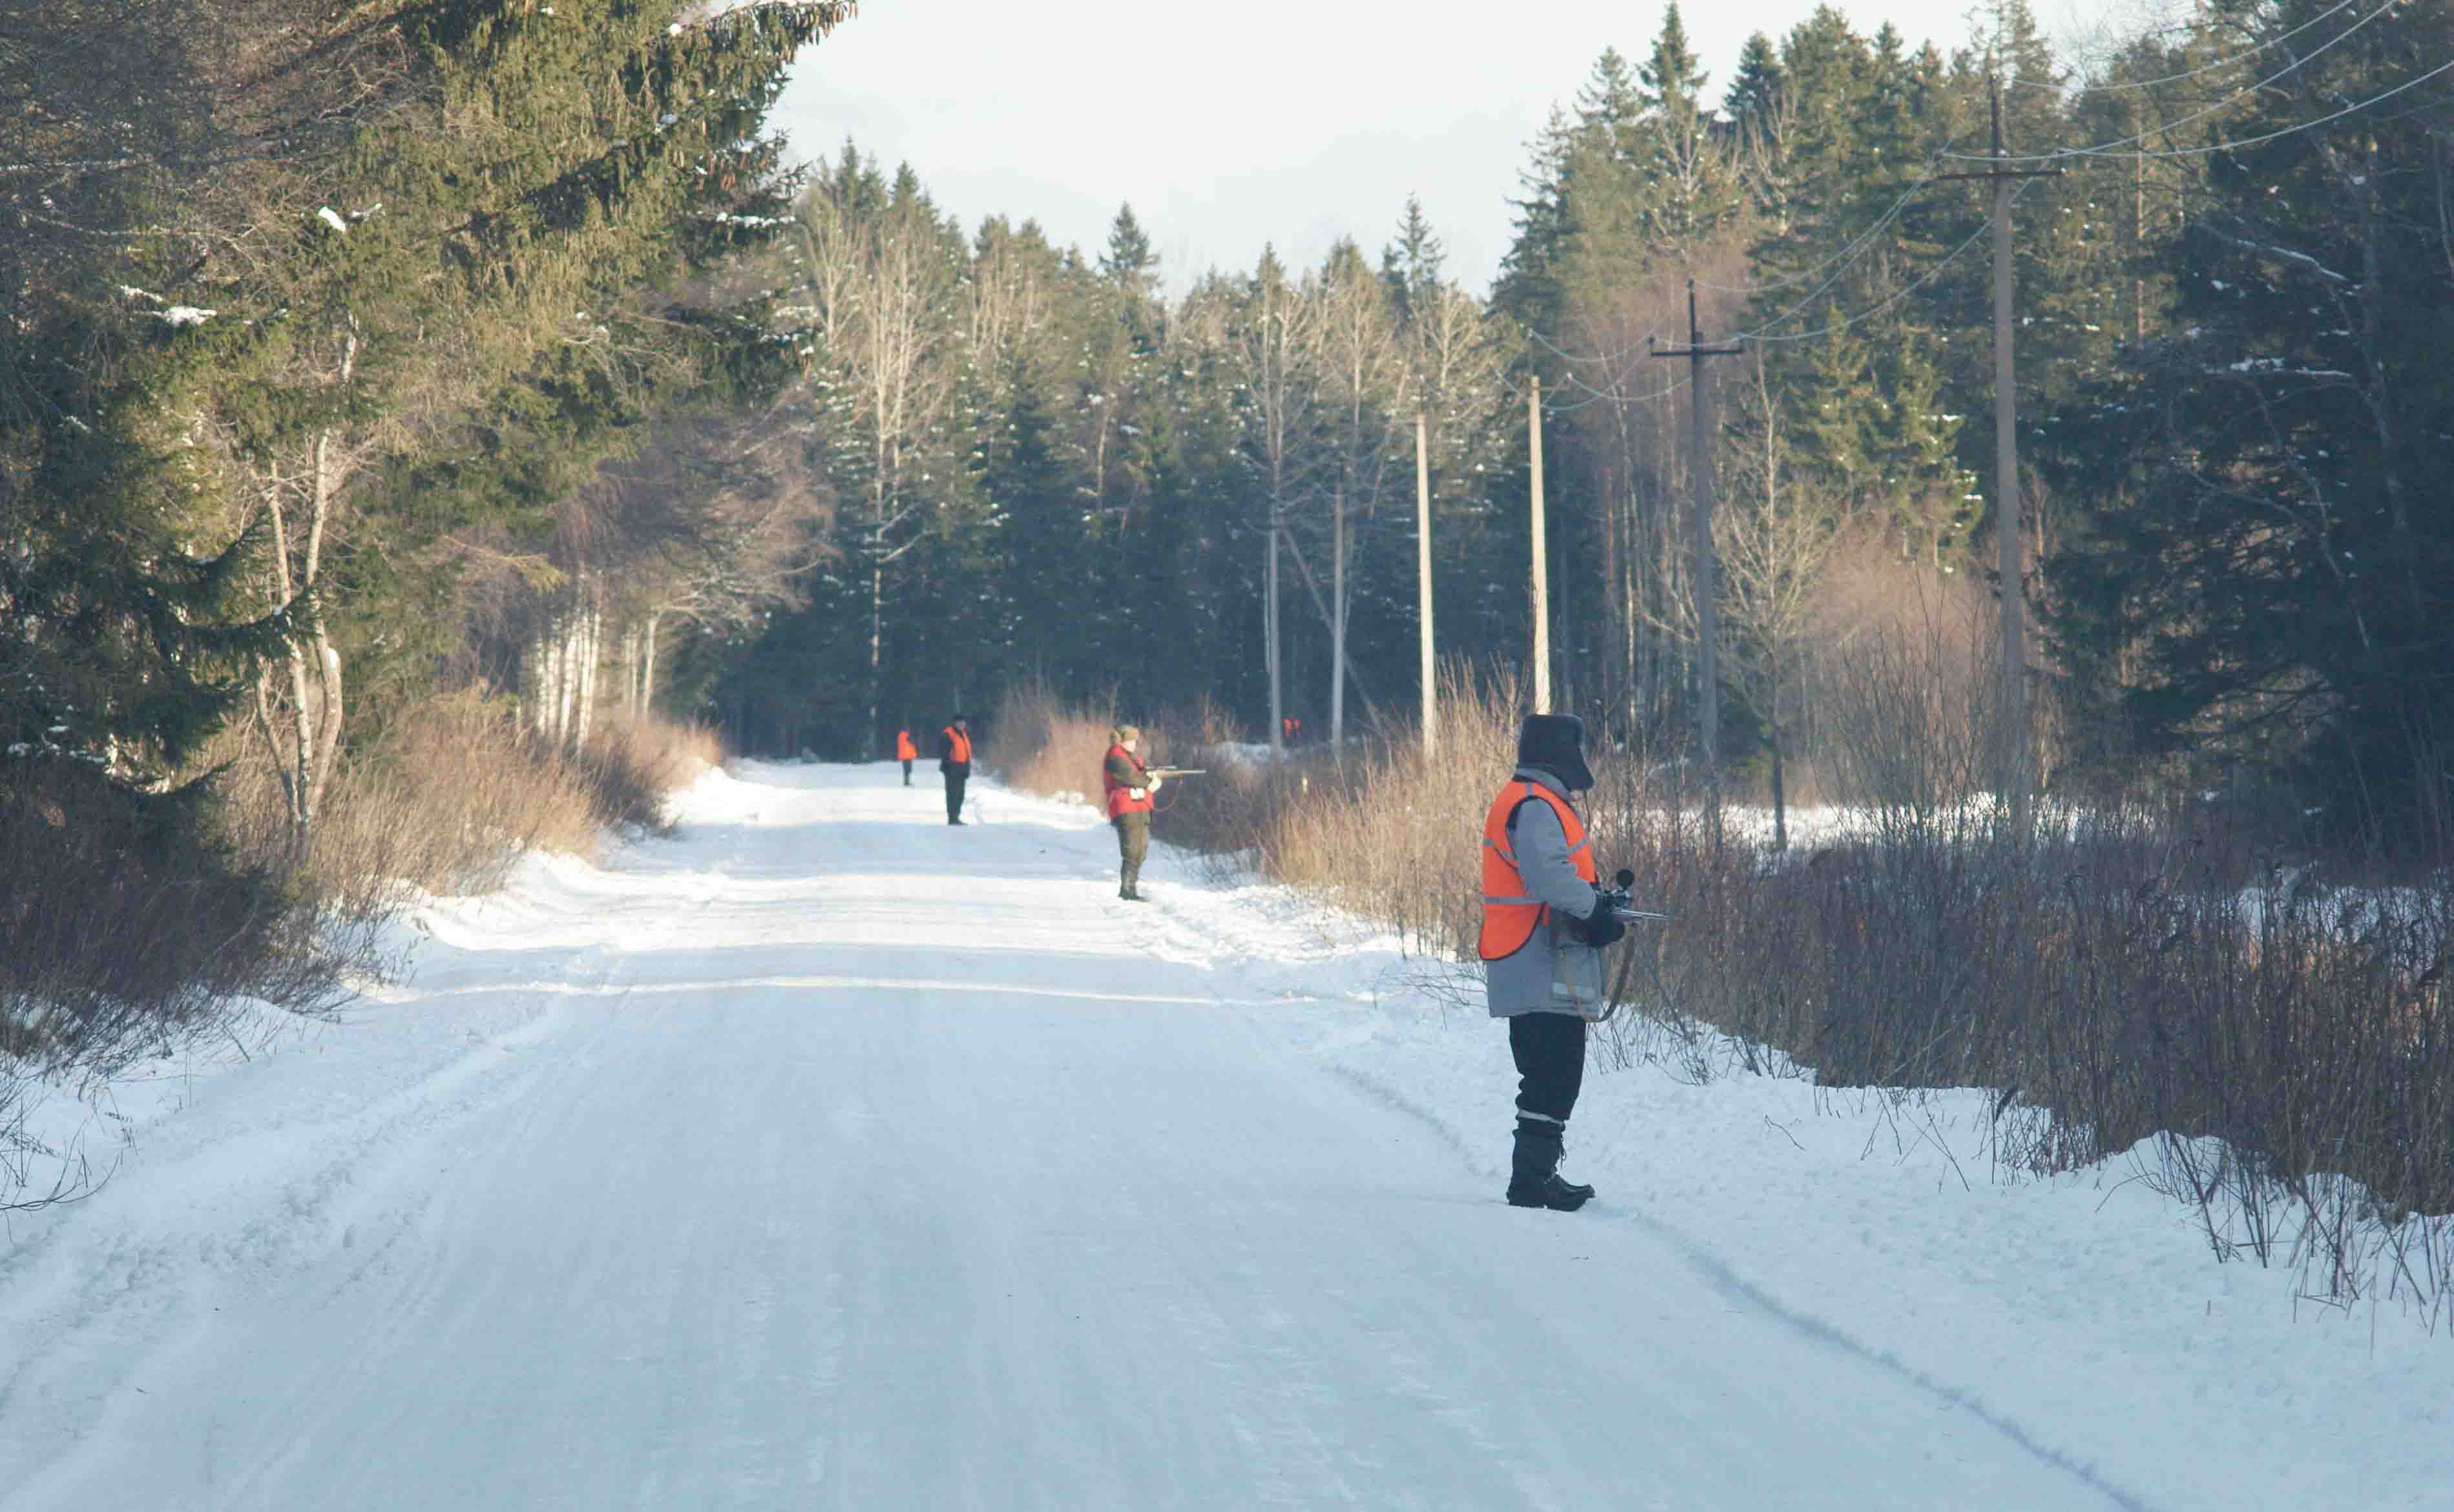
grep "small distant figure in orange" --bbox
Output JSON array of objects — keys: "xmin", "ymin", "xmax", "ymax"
[
  {"xmin": 1282, "ymin": 715, "xmax": 1304, "ymax": 748},
  {"xmin": 895, "ymin": 727, "xmax": 918, "ymax": 786},
  {"xmin": 938, "ymin": 715, "xmax": 974, "ymax": 824}
]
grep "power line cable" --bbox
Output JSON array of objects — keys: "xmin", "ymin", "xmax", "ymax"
[
  {"xmin": 1523, "ymin": 358, "xmax": 1691, "ymax": 416},
  {"xmin": 1945, "ymin": 0, "xmax": 2404, "ymax": 163},
  {"xmin": 1736, "ymin": 192, "xmax": 2019, "ymax": 344},
  {"xmin": 1532, "ymin": 325, "xmax": 1661, "ymax": 371},
  {"xmin": 2108, "ymin": 55, "xmax": 2454, "ymax": 160},
  {"xmin": 2004, "ymin": 0, "xmax": 2362, "ymax": 96},
  {"xmin": 1728, "ymin": 163, "xmax": 1954, "ymax": 337},
  {"xmin": 1693, "ymin": 154, "xmax": 1956, "ymax": 296},
  {"xmin": 1549, "ymin": 370, "xmax": 1692, "ymax": 415}
]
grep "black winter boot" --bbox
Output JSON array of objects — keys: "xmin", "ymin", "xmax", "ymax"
[{"xmin": 1506, "ymin": 1120, "xmax": 1593, "ymax": 1211}]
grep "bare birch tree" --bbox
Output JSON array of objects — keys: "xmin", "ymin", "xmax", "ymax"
[{"xmin": 796, "ymin": 187, "xmax": 964, "ymax": 751}]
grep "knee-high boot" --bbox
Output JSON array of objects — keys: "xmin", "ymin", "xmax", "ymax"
[{"xmin": 1507, "ymin": 1118, "xmax": 1593, "ymax": 1211}]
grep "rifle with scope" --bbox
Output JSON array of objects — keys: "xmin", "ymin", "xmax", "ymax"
[{"xmin": 1595, "ymin": 867, "xmax": 1670, "ymax": 923}]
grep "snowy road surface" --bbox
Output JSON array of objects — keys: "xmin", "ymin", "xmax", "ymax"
[{"xmin": 2, "ymin": 764, "xmax": 2443, "ymax": 1510}]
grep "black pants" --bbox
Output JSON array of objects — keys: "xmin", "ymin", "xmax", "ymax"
[
  {"xmin": 1508, "ymin": 1013, "xmax": 1586, "ymax": 1126},
  {"xmin": 901, "ymin": 758, "xmax": 913, "ymax": 785},
  {"xmin": 1114, "ymin": 812, "xmax": 1149, "ymax": 894},
  {"xmin": 943, "ymin": 768, "xmax": 968, "ymax": 822}
]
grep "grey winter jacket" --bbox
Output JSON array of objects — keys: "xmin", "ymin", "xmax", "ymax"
[{"xmin": 1484, "ymin": 766, "xmax": 1606, "ymax": 1018}]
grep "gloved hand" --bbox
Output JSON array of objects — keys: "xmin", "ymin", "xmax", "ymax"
[
  {"xmin": 1148, "ymin": 774, "xmax": 1163, "ymax": 793},
  {"xmin": 1581, "ymin": 897, "xmax": 1626, "ymax": 948}
]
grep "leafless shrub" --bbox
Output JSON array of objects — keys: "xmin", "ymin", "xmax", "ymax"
[
  {"xmin": 1807, "ymin": 543, "xmax": 2009, "ymax": 831},
  {"xmin": 213, "ymin": 689, "xmax": 602, "ymax": 902},
  {"xmin": 1596, "ymin": 784, "xmax": 2454, "ymax": 1323},
  {"xmin": 571, "ymin": 713, "xmax": 723, "ymax": 834},
  {"xmin": 1, "ymin": 762, "xmax": 372, "ymax": 1081}
]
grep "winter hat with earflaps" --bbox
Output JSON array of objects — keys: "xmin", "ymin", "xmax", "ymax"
[
  {"xmin": 1111, "ymin": 724, "xmax": 1141, "ymax": 745},
  {"xmin": 1516, "ymin": 713, "xmax": 1595, "ymax": 793}
]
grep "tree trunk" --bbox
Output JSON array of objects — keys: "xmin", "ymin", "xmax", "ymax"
[
  {"xmin": 572, "ymin": 587, "xmax": 600, "ymax": 746},
  {"xmin": 868, "ymin": 552, "xmax": 885, "ymax": 759},
  {"xmin": 1769, "ymin": 666, "xmax": 1788, "ymax": 853},
  {"xmin": 640, "ymin": 611, "xmax": 664, "ymax": 718}
]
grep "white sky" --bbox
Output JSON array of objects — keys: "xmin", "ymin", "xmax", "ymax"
[{"xmin": 772, "ymin": 0, "xmax": 2134, "ymax": 294}]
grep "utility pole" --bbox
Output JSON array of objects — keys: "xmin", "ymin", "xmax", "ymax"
[
  {"xmin": 1528, "ymin": 377, "xmax": 1550, "ymax": 715},
  {"xmin": 1938, "ymin": 76, "xmax": 2062, "ymax": 837},
  {"xmin": 2133, "ymin": 148, "xmax": 2146, "ymax": 344},
  {"xmin": 1331, "ymin": 488, "xmax": 1347, "ymax": 758},
  {"xmin": 1266, "ymin": 513, "xmax": 1283, "ymax": 760},
  {"xmin": 1416, "ymin": 410, "xmax": 1437, "ymax": 759},
  {"xmin": 1650, "ymin": 280, "xmax": 1744, "ymax": 846}
]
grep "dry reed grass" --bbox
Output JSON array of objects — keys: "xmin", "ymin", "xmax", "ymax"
[{"xmin": 990, "ymin": 683, "xmax": 1120, "ymax": 804}]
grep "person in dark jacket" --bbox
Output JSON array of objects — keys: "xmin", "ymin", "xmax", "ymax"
[
  {"xmin": 1101, "ymin": 724, "xmax": 1162, "ymax": 901},
  {"xmin": 938, "ymin": 715, "xmax": 973, "ymax": 824},
  {"xmin": 1479, "ymin": 713, "xmax": 1626, "ymax": 1211}
]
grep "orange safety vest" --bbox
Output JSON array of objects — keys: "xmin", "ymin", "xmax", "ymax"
[
  {"xmin": 896, "ymin": 730, "xmax": 918, "ymax": 761},
  {"xmin": 1103, "ymin": 744, "xmax": 1153, "ymax": 819},
  {"xmin": 943, "ymin": 726, "xmax": 972, "ymax": 764},
  {"xmin": 1478, "ymin": 779, "xmax": 1596, "ymax": 961}
]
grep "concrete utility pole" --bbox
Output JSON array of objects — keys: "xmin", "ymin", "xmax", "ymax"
[
  {"xmin": 1331, "ymin": 488, "xmax": 1346, "ymax": 757},
  {"xmin": 1650, "ymin": 281, "xmax": 1744, "ymax": 846},
  {"xmin": 1266, "ymin": 514, "xmax": 1283, "ymax": 760},
  {"xmin": 1938, "ymin": 76, "xmax": 2062, "ymax": 837},
  {"xmin": 1416, "ymin": 410, "xmax": 1437, "ymax": 759},
  {"xmin": 1528, "ymin": 377, "xmax": 1550, "ymax": 715}
]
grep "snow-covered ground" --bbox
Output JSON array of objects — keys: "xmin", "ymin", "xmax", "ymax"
[{"xmin": 0, "ymin": 762, "xmax": 2443, "ymax": 1511}]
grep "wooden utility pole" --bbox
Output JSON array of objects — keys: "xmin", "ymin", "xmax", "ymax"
[
  {"xmin": 1416, "ymin": 410, "xmax": 1437, "ymax": 759},
  {"xmin": 1650, "ymin": 280, "xmax": 1744, "ymax": 845},
  {"xmin": 1528, "ymin": 377, "xmax": 1550, "ymax": 715},
  {"xmin": 1938, "ymin": 77, "xmax": 2062, "ymax": 836}
]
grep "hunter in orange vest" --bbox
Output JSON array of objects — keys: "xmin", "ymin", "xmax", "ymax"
[
  {"xmin": 895, "ymin": 728, "xmax": 918, "ymax": 785},
  {"xmin": 1102, "ymin": 724, "xmax": 1162, "ymax": 901},
  {"xmin": 1482, "ymin": 713, "xmax": 1625, "ymax": 1212},
  {"xmin": 938, "ymin": 715, "xmax": 973, "ymax": 824}
]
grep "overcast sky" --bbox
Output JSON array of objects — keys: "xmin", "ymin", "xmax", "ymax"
[{"xmin": 771, "ymin": 0, "xmax": 2134, "ymax": 295}]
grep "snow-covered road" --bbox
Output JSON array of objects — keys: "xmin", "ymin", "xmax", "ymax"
[{"xmin": 1, "ymin": 763, "xmax": 2442, "ymax": 1510}]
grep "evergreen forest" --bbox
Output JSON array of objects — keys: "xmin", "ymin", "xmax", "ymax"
[
  {"xmin": 708, "ymin": 0, "xmax": 2454, "ymax": 850},
  {"xmin": 8, "ymin": 0, "xmax": 2454, "ymax": 1054}
]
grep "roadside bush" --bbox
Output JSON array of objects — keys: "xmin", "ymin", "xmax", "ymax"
[
  {"xmin": 0, "ymin": 761, "xmax": 372, "ymax": 1078},
  {"xmin": 572, "ymin": 713, "xmax": 724, "ymax": 835},
  {"xmin": 213, "ymin": 690, "xmax": 600, "ymax": 903},
  {"xmin": 215, "ymin": 693, "xmax": 724, "ymax": 905}
]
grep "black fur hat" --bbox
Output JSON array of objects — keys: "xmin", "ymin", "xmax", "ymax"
[{"xmin": 1516, "ymin": 713, "xmax": 1594, "ymax": 792}]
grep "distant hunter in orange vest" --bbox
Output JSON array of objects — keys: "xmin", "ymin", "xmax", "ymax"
[
  {"xmin": 895, "ymin": 728, "xmax": 918, "ymax": 786},
  {"xmin": 938, "ymin": 715, "xmax": 973, "ymax": 825},
  {"xmin": 1102, "ymin": 724, "xmax": 1162, "ymax": 901},
  {"xmin": 1481, "ymin": 713, "xmax": 1626, "ymax": 1212}
]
